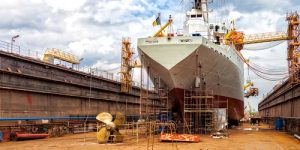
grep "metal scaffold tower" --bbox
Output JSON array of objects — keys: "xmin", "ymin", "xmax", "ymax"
[
  {"xmin": 139, "ymin": 64, "xmax": 165, "ymax": 120},
  {"xmin": 157, "ymin": 87, "xmax": 170, "ymax": 121},
  {"xmin": 183, "ymin": 89, "xmax": 229, "ymax": 134},
  {"xmin": 139, "ymin": 63, "xmax": 153, "ymax": 120},
  {"xmin": 120, "ymin": 37, "xmax": 134, "ymax": 93},
  {"xmin": 286, "ymin": 12, "xmax": 300, "ymax": 84},
  {"xmin": 184, "ymin": 89, "xmax": 216, "ymax": 134}
]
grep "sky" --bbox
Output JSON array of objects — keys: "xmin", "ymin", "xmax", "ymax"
[{"xmin": 0, "ymin": 0, "xmax": 299, "ymax": 111}]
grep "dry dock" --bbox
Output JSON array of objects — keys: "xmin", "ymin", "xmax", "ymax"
[
  {"xmin": 0, "ymin": 123, "xmax": 299, "ymax": 150},
  {"xmin": 0, "ymin": 49, "xmax": 161, "ymax": 120},
  {"xmin": 259, "ymin": 80, "xmax": 300, "ymax": 134}
]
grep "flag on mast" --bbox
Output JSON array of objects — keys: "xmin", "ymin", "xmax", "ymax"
[{"xmin": 152, "ymin": 13, "xmax": 161, "ymax": 26}]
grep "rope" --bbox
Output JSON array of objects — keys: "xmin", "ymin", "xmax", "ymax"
[
  {"xmin": 243, "ymin": 40, "xmax": 286, "ymax": 51},
  {"xmin": 232, "ymin": 45, "xmax": 289, "ymax": 81}
]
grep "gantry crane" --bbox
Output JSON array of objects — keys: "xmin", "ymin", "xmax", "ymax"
[
  {"xmin": 224, "ymin": 12, "xmax": 300, "ymax": 83},
  {"xmin": 43, "ymin": 48, "xmax": 80, "ymax": 65},
  {"xmin": 120, "ymin": 37, "xmax": 141, "ymax": 93}
]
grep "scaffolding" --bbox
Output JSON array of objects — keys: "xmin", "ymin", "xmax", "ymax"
[
  {"xmin": 183, "ymin": 89, "xmax": 228, "ymax": 134},
  {"xmin": 139, "ymin": 64, "xmax": 159, "ymax": 120},
  {"xmin": 156, "ymin": 88, "xmax": 170, "ymax": 121},
  {"xmin": 286, "ymin": 12, "xmax": 300, "ymax": 84},
  {"xmin": 120, "ymin": 37, "xmax": 134, "ymax": 93}
]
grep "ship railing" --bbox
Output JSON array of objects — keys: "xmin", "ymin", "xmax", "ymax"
[{"xmin": 0, "ymin": 40, "xmax": 43, "ymax": 60}]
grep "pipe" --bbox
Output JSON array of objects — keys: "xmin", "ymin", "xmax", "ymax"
[
  {"xmin": 294, "ymin": 134, "xmax": 300, "ymax": 140},
  {"xmin": 15, "ymin": 133, "xmax": 49, "ymax": 140}
]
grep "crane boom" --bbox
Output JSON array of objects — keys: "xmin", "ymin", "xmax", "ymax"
[
  {"xmin": 224, "ymin": 12, "xmax": 300, "ymax": 83},
  {"xmin": 242, "ymin": 32, "xmax": 288, "ymax": 45},
  {"xmin": 153, "ymin": 15, "xmax": 173, "ymax": 37},
  {"xmin": 224, "ymin": 31, "xmax": 289, "ymax": 51}
]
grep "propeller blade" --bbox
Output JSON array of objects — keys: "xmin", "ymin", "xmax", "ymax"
[
  {"xmin": 96, "ymin": 112, "xmax": 113, "ymax": 123},
  {"xmin": 97, "ymin": 127, "xmax": 110, "ymax": 144},
  {"xmin": 113, "ymin": 112, "xmax": 125, "ymax": 127}
]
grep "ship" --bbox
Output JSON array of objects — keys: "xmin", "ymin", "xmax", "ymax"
[{"xmin": 137, "ymin": 0, "xmax": 244, "ymax": 124}]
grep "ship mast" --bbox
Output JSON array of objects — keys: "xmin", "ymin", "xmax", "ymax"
[{"xmin": 193, "ymin": 0, "xmax": 209, "ymax": 23}]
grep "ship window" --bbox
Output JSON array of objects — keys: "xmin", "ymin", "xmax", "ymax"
[
  {"xmin": 197, "ymin": 14, "xmax": 202, "ymax": 17},
  {"xmin": 191, "ymin": 15, "xmax": 196, "ymax": 18}
]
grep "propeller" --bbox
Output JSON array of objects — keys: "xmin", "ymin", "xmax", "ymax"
[{"xmin": 96, "ymin": 112, "xmax": 125, "ymax": 144}]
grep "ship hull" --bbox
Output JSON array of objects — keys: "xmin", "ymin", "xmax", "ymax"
[{"xmin": 138, "ymin": 36, "xmax": 244, "ymax": 122}]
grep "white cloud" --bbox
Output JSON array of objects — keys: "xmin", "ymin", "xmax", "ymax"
[
  {"xmin": 68, "ymin": 36, "xmax": 115, "ymax": 57},
  {"xmin": 45, "ymin": 0, "xmax": 87, "ymax": 11},
  {"xmin": 1, "ymin": 0, "xmax": 299, "ymax": 111}
]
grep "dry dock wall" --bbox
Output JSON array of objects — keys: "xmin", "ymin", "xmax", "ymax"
[
  {"xmin": 258, "ymin": 80, "xmax": 300, "ymax": 134},
  {"xmin": 0, "ymin": 51, "xmax": 161, "ymax": 120}
]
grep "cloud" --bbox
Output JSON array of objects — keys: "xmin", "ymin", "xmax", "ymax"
[
  {"xmin": 212, "ymin": 0, "xmax": 299, "ymax": 111},
  {"xmin": 1, "ymin": 0, "xmax": 299, "ymax": 111},
  {"xmin": 45, "ymin": 0, "xmax": 87, "ymax": 12}
]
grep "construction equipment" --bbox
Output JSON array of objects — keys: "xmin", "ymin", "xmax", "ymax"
[
  {"xmin": 224, "ymin": 31, "xmax": 288, "ymax": 51},
  {"xmin": 224, "ymin": 12, "xmax": 300, "ymax": 83},
  {"xmin": 223, "ymin": 19, "xmax": 289, "ymax": 51},
  {"xmin": 244, "ymin": 79, "xmax": 258, "ymax": 98},
  {"xmin": 43, "ymin": 48, "xmax": 79, "ymax": 64},
  {"xmin": 243, "ymin": 62, "xmax": 258, "ymax": 98},
  {"xmin": 153, "ymin": 15, "xmax": 173, "ymax": 37},
  {"xmin": 120, "ymin": 38, "xmax": 134, "ymax": 93},
  {"xmin": 244, "ymin": 88, "xmax": 259, "ymax": 98},
  {"xmin": 120, "ymin": 37, "xmax": 141, "ymax": 93},
  {"xmin": 96, "ymin": 112, "xmax": 125, "ymax": 144},
  {"xmin": 244, "ymin": 80, "xmax": 258, "ymax": 98},
  {"xmin": 286, "ymin": 12, "xmax": 300, "ymax": 83},
  {"xmin": 243, "ymin": 80, "xmax": 254, "ymax": 90}
]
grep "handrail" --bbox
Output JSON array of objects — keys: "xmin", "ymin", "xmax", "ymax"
[{"xmin": 0, "ymin": 40, "xmax": 146, "ymax": 89}]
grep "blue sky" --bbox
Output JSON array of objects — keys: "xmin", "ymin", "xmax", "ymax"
[{"xmin": 0, "ymin": 0, "xmax": 299, "ymax": 111}]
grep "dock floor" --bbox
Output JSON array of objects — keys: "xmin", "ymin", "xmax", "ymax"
[{"xmin": 0, "ymin": 123, "xmax": 299, "ymax": 150}]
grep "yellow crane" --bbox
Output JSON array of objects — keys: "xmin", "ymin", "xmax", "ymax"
[
  {"xmin": 224, "ymin": 31, "xmax": 288, "ymax": 51},
  {"xmin": 224, "ymin": 12, "xmax": 300, "ymax": 83},
  {"xmin": 243, "ymin": 81, "xmax": 253, "ymax": 90},
  {"xmin": 244, "ymin": 80, "xmax": 258, "ymax": 98},
  {"xmin": 43, "ymin": 48, "xmax": 80, "ymax": 64},
  {"xmin": 153, "ymin": 15, "xmax": 173, "ymax": 37},
  {"xmin": 120, "ymin": 37, "xmax": 141, "ymax": 93}
]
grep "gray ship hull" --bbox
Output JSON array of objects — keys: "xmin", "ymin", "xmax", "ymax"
[{"xmin": 138, "ymin": 36, "xmax": 244, "ymax": 121}]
